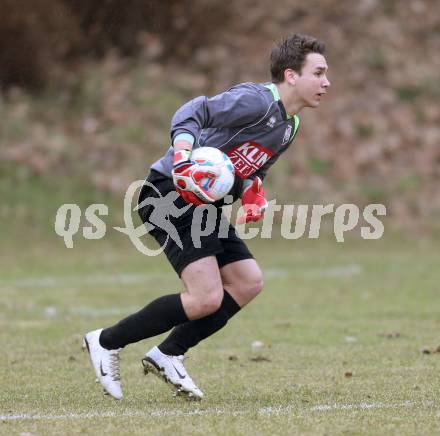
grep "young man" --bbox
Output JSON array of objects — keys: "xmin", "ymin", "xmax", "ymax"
[{"xmin": 84, "ymin": 34, "xmax": 330, "ymax": 400}]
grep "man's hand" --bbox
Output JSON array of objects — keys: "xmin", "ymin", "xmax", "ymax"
[
  {"xmin": 172, "ymin": 149, "xmax": 219, "ymax": 205},
  {"xmin": 237, "ymin": 177, "xmax": 268, "ymax": 224}
]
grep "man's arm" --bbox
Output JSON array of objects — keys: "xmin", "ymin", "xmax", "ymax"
[
  {"xmin": 238, "ymin": 118, "xmax": 300, "ymax": 222},
  {"xmin": 170, "ymin": 85, "xmax": 268, "ymax": 146}
]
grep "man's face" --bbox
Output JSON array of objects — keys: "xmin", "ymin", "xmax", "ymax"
[{"xmin": 293, "ymin": 53, "xmax": 330, "ymax": 108}]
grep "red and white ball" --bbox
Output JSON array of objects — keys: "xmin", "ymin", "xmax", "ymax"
[{"xmin": 191, "ymin": 147, "xmax": 235, "ymax": 201}]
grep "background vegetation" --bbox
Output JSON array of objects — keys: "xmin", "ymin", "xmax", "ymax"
[{"xmin": 1, "ymin": 0, "xmax": 439, "ymax": 228}]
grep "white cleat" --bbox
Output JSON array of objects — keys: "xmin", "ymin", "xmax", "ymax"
[
  {"xmin": 83, "ymin": 329, "xmax": 123, "ymax": 400},
  {"xmin": 142, "ymin": 346, "xmax": 204, "ymax": 400}
]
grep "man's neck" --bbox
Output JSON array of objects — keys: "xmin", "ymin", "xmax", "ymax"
[{"xmin": 276, "ymin": 82, "xmax": 304, "ymax": 116}]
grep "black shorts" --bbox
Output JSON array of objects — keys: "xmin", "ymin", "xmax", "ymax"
[{"xmin": 137, "ymin": 170, "xmax": 253, "ymax": 277}]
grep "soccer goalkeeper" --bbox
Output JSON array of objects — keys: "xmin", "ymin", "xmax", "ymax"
[{"xmin": 84, "ymin": 34, "xmax": 330, "ymax": 400}]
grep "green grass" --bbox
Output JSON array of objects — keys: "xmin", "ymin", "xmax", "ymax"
[{"xmin": 1, "ymin": 222, "xmax": 440, "ymax": 435}]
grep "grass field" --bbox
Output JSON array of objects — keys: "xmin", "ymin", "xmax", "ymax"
[{"xmin": 1, "ymin": 221, "xmax": 440, "ymax": 435}]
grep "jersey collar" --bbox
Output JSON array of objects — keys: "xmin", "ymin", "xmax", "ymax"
[{"xmin": 265, "ymin": 83, "xmax": 292, "ymax": 120}]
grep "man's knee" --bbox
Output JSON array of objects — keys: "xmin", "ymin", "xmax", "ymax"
[
  {"xmin": 197, "ymin": 290, "xmax": 223, "ymax": 317},
  {"xmin": 180, "ymin": 256, "xmax": 224, "ymax": 319},
  {"xmin": 246, "ymin": 273, "xmax": 264, "ymax": 299},
  {"xmin": 227, "ymin": 272, "xmax": 263, "ymax": 305}
]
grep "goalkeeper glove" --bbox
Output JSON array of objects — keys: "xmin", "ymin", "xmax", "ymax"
[
  {"xmin": 237, "ymin": 176, "xmax": 268, "ymax": 224},
  {"xmin": 172, "ymin": 149, "xmax": 219, "ymax": 205}
]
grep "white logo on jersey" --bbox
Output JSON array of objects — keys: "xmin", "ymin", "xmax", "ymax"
[
  {"xmin": 266, "ymin": 116, "xmax": 276, "ymax": 128},
  {"xmin": 282, "ymin": 125, "xmax": 292, "ymax": 145}
]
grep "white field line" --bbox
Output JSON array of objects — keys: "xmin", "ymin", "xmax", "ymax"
[
  {"xmin": 0, "ymin": 273, "xmax": 161, "ymax": 289},
  {"xmin": 264, "ymin": 264, "xmax": 362, "ymax": 279},
  {"xmin": 0, "ymin": 400, "xmax": 434, "ymax": 422},
  {"xmin": 1, "ymin": 264, "xmax": 362, "ymax": 290},
  {"xmin": 68, "ymin": 306, "xmax": 139, "ymax": 317}
]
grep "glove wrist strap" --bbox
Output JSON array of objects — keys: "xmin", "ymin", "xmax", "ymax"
[
  {"xmin": 241, "ymin": 178, "xmax": 254, "ymax": 197},
  {"xmin": 173, "ymin": 149, "xmax": 191, "ymax": 167}
]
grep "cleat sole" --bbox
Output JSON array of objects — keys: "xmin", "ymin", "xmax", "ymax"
[{"xmin": 141, "ymin": 358, "xmax": 202, "ymax": 401}]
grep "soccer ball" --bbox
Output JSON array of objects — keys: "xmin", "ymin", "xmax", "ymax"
[{"xmin": 191, "ymin": 147, "xmax": 235, "ymax": 201}]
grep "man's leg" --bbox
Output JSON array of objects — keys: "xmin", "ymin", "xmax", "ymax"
[
  {"xmin": 85, "ymin": 256, "xmax": 223, "ymax": 399},
  {"xmin": 158, "ymin": 259, "xmax": 264, "ymax": 356},
  {"xmin": 100, "ymin": 256, "xmax": 224, "ymax": 349}
]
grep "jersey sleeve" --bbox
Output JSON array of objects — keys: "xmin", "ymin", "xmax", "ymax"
[{"xmin": 170, "ymin": 85, "xmax": 268, "ymax": 144}]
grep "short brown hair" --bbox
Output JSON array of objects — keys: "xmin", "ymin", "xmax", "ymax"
[{"xmin": 270, "ymin": 34, "xmax": 326, "ymax": 83}]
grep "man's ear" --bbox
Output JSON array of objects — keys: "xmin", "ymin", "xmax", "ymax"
[{"xmin": 284, "ymin": 68, "xmax": 299, "ymax": 86}]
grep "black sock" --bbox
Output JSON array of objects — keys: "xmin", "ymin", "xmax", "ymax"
[
  {"xmin": 158, "ymin": 290, "xmax": 241, "ymax": 356},
  {"xmin": 99, "ymin": 293, "xmax": 188, "ymax": 349}
]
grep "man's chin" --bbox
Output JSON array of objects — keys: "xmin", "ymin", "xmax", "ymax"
[{"xmin": 307, "ymin": 100, "xmax": 320, "ymax": 108}]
